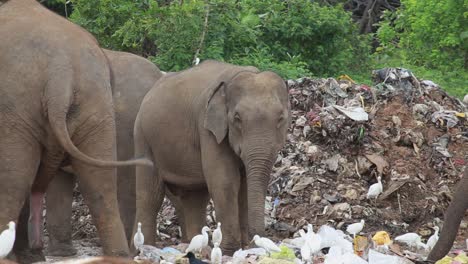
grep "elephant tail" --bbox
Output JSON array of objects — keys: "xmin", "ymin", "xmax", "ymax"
[{"xmin": 45, "ymin": 58, "xmax": 153, "ymax": 168}]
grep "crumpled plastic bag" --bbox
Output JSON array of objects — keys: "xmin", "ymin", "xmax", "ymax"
[
  {"xmin": 258, "ymin": 257, "xmax": 295, "ymax": 264},
  {"xmin": 431, "ymin": 110, "xmax": 460, "ymax": 128},
  {"xmin": 333, "ymin": 105, "xmax": 369, "ymax": 121},
  {"xmin": 434, "ymin": 252, "xmax": 468, "ymax": 264},
  {"xmin": 353, "ymin": 235, "xmax": 368, "ymax": 256},
  {"xmin": 270, "ymin": 245, "xmax": 296, "ymax": 261},
  {"xmin": 454, "ymin": 252, "xmax": 468, "ymax": 263},
  {"xmin": 435, "ymin": 256, "xmax": 455, "ymax": 264},
  {"xmin": 372, "ymin": 231, "xmax": 392, "ymax": 246},
  {"xmin": 368, "ymin": 249, "xmax": 411, "ymax": 264}
]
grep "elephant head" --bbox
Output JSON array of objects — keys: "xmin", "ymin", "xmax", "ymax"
[{"xmin": 204, "ymin": 70, "xmax": 291, "ymax": 236}]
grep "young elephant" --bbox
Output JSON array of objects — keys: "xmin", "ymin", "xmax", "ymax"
[
  {"xmin": 44, "ymin": 49, "xmax": 164, "ymax": 256},
  {"xmin": 0, "ymin": 0, "xmax": 151, "ymax": 261},
  {"xmin": 428, "ymin": 167, "xmax": 468, "ymax": 262},
  {"xmin": 133, "ymin": 60, "xmax": 291, "ymax": 254}
]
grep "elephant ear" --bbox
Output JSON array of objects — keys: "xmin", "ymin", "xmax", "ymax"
[{"xmin": 204, "ymin": 82, "xmax": 228, "ymax": 144}]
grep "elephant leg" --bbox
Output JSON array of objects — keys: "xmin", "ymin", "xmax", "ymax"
[
  {"xmin": 71, "ymin": 126, "xmax": 129, "ymax": 257},
  {"xmin": 166, "ymin": 186, "xmax": 188, "ymax": 242},
  {"xmin": 428, "ymin": 168, "xmax": 468, "ymax": 262},
  {"xmin": 46, "ymin": 169, "xmax": 77, "ymax": 256},
  {"xmin": 117, "ymin": 165, "xmax": 136, "ymax": 244},
  {"xmin": 239, "ymin": 176, "xmax": 249, "ymax": 248},
  {"xmin": 29, "ymin": 147, "xmax": 65, "ymax": 250},
  {"xmin": 176, "ymin": 188, "xmax": 210, "ymax": 241},
  {"xmin": 133, "ymin": 122, "xmax": 163, "ymax": 250},
  {"xmin": 200, "ymin": 141, "xmax": 242, "ymax": 255},
  {"xmin": 0, "ymin": 131, "xmax": 41, "ymax": 261},
  {"xmin": 12, "ymin": 197, "xmax": 46, "ymax": 264}
]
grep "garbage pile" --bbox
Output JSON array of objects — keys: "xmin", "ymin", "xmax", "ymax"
[
  {"xmin": 63, "ymin": 68, "xmax": 467, "ymax": 263},
  {"xmin": 267, "ymin": 68, "xmax": 467, "ymax": 242}
]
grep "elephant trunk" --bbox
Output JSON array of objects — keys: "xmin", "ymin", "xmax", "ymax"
[
  {"xmin": 242, "ymin": 138, "xmax": 276, "ymax": 238},
  {"xmin": 428, "ymin": 168, "xmax": 468, "ymax": 262}
]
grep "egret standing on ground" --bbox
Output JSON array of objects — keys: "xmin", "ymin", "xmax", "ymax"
[
  {"xmin": 133, "ymin": 222, "xmax": 144, "ymax": 250},
  {"xmin": 251, "ymin": 235, "xmax": 281, "ymax": 255},
  {"xmin": 0, "ymin": 221, "xmax": 16, "ymax": 258},
  {"xmin": 186, "ymin": 226, "xmax": 211, "ymax": 255},
  {"xmin": 212, "ymin": 222, "xmax": 222, "ymax": 246},
  {"xmin": 367, "ymin": 176, "xmax": 383, "ymax": 202},
  {"xmin": 425, "ymin": 226, "xmax": 439, "ymax": 250},
  {"xmin": 395, "ymin": 233, "xmax": 426, "ymax": 250},
  {"xmin": 346, "ymin": 219, "xmax": 365, "ymax": 238},
  {"xmin": 211, "ymin": 242, "xmax": 222, "ymax": 264}
]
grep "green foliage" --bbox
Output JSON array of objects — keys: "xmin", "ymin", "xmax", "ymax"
[
  {"xmin": 373, "ymin": 0, "xmax": 468, "ymax": 98},
  {"xmin": 375, "ymin": 0, "xmax": 468, "ymax": 72},
  {"xmin": 67, "ymin": 0, "xmax": 371, "ymax": 79},
  {"xmin": 230, "ymin": 48, "xmax": 312, "ymax": 79}
]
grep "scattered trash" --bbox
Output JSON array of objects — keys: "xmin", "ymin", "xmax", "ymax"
[
  {"xmin": 54, "ymin": 68, "xmax": 467, "ymax": 263},
  {"xmin": 333, "ymin": 105, "xmax": 369, "ymax": 121},
  {"xmin": 372, "ymin": 231, "xmax": 392, "ymax": 246}
]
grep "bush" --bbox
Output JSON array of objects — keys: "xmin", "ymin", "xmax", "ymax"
[
  {"xmin": 67, "ymin": 0, "xmax": 371, "ymax": 79},
  {"xmin": 374, "ymin": 0, "xmax": 467, "ymax": 98}
]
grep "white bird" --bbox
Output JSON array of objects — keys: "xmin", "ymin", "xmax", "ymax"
[
  {"xmin": 251, "ymin": 235, "xmax": 281, "ymax": 255},
  {"xmin": 133, "ymin": 222, "xmax": 144, "ymax": 250},
  {"xmin": 346, "ymin": 219, "xmax": 365, "ymax": 238},
  {"xmin": 425, "ymin": 226, "xmax": 439, "ymax": 250},
  {"xmin": 212, "ymin": 222, "xmax": 222, "ymax": 246},
  {"xmin": 193, "ymin": 57, "xmax": 200, "ymax": 65},
  {"xmin": 211, "ymin": 242, "xmax": 222, "ymax": 264},
  {"xmin": 395, "ymin": 233, "xmax": 426, "ymax": 250},
  {"xmin": 0, "ymin": 221, "xmax": 16, "ymax": 259},
  {"xmin": 367, "ymin": 176, "xmax": 383, "ymax": 201},
  {"xmin": 300, "ymin": 241, "xmax": 312, "ymax": 263},
  {"xmin": 186, "ymin": 226, "xmax": 210, "ymax": 254}
]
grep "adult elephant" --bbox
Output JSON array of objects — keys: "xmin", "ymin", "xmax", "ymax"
[
  {"xmin": 45, "ymin": 49, "xmax": 164, "ymax": 256},
  {"xmin": 0, "ymin": 0, "xmax": 151, "ymax": 260},
  {"xmin": 428, "ymin": 167, "xmax": 468, "ymax": 262},
  {"xmin": 133, "ymin": 60, "xmax": 291, "ymax": 254}
]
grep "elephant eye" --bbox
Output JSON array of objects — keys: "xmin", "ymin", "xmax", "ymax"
[
  {"xmin": 277, "ymin": 115, "xmax": 285, "ymax": 128},
  {"xmin": 278, "ymin": 115, "xmax": 285, "ymax": 124}
]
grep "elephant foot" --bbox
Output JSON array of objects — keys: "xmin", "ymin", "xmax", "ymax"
[
  {"xmin": 47, "ymin": 242, "xmax": 77, "ymax": 257},
  {"xmin": 14, "ymin": 248, "xmax": 46, "ymax": 264}
]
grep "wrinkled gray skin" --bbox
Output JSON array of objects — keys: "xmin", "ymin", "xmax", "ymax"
[
  {"xmin": 133, "ymin": 60, "xmax": 291, "ymax": 254},
  {"xmin": 44, "ymin": 49, "xmax": 164, "ymax": 256},
  {"xmin": 428, "ymin": 167, "xmax": 468, "ymax": 262},
  {"xmin": 0, "ymin": 0, "xmax": 151, "ymax": 262}
]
